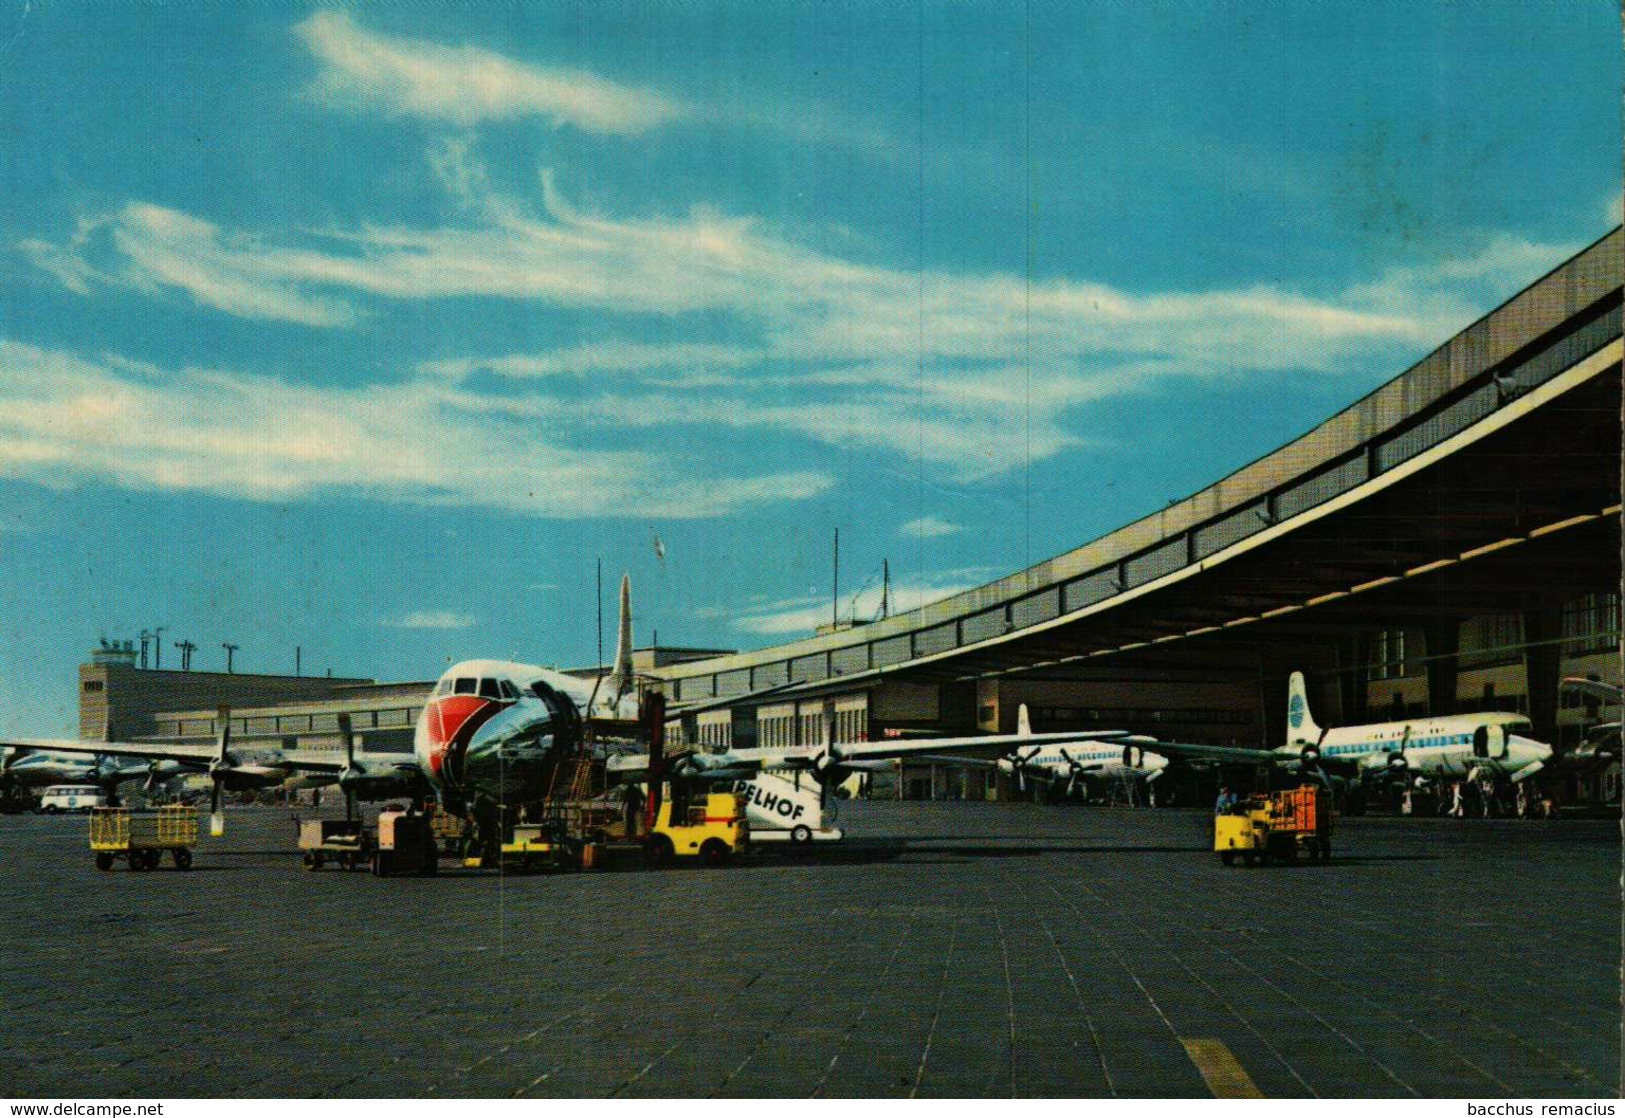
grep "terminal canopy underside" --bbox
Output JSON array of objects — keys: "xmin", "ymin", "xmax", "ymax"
[
  {"xmin": 925, "ymin": 360, "xmax": 1620, "ymax": 688},
  {"xmin": 652, "ymin": 229, "xmax": 1622, "ymax": 752}
]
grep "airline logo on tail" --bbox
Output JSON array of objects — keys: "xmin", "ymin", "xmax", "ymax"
[{"xmin": 1286, "ymin": 672, "xmax": 1321, "ymax": 744}]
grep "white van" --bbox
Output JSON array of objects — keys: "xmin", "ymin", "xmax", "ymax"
[
  {"xmin": 727, "ymin": 772, "xmax": 844, "ymax": 844},
  {"xmin": 38, "ymin": 785, "xmax": 109, "ymax": 813}
]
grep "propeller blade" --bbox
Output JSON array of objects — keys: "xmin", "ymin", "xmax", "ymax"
[
  {"xmin": 209, "ymin": 777, "xmax": 224, "ymax": 837},
  {"xmin": 1511, "ymin": 761, "xmax": 1544, "ymax": 783}
]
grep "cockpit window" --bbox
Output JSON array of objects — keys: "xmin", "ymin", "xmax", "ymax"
[
  {"xmin": 498, "ymin": 680, "xmax": 518, "ymax": 701},
  {"xmin": 454, "ymin": 677, "xmax": 477, "ymax": 695},
  {"xmin": 435, "ymin": 679, "xmax": 453, "ymax": 696},
  {"xmin": 479, "ymin": 678, "xmax": 501, "ymax": 700}
]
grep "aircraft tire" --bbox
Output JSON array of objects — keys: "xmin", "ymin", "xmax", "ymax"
[
  {"xmin": 95, "ymin": 853, "xmax": 114, "ymax": 872},
  {"xmin": 173, "ymin": 848, "xmax": 192, "ymax": 871},
  {"xmin": 790, "ymin": 824, "xmax": 813, "ymax": 845}
]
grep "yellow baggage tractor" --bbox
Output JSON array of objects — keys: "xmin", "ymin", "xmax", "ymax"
[
  {"xmin": 89, "ymin": 805, "xmax": 199, "ymax": 872},
  {"xmin": 1214, "ymin": 785, "xmax": 1332, "ymax": 866}
]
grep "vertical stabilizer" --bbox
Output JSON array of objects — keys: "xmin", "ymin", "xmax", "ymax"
[
  {"xmin": 1017, "ymin": 703, "xmax": 1033, "ymax": 737},
  {"xmin": 1286, "ymin": 671, "xmax": 1321, "ymax": 744},
  {"xmin": 607, "ymin": 573, "xmax": 633, "ymax": 703}
]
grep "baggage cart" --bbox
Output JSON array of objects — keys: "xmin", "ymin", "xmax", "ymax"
[
  {"xmin": 1215, "ymin": 784, "xmax": 1332, "ymax": 866},
  {"xmin": 297, "ymin": 818, "xmax": 375, "ymax": 871},
  {"xmin": 89, "ymin": 805, "xmax": 198, "ymax": 871}
]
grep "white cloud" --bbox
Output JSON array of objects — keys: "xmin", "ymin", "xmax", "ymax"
[
  {"xmin": 422, "ymin": 340, "xmax": 761, "ymax": 381},
  {"xmin": 295, "ymin": 11, "xmax": 681, "ymax": 135},
  {"xmin": 727, "ymin": 570, "xmax": 995, "ymax": 637},
  {"xmin": 390, "ymin": 610, "xmax": 478, "ymax": 631},
  {"xmin": 0, "ymin": 340, "xmax": 832, "ymax": 519},
  {"xmin": 899, "ymin": 515, "xmax": 961, "ymax": 539},
  {"xmin": 19, "ymin": 146, "xmax": 1576, "ymax": 485}
]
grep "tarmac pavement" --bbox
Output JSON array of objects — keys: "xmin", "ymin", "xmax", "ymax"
[{"xmin": 0, "ymin": 801, "xmax": 1617, "ymax": 1098}]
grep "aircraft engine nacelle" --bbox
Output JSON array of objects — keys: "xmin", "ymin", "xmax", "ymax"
[
  {"xmin": 213, "ymin": 764, "xmax": 287, "ymax": 792},
  {"xmin": 339, "ymin": 767, "xmax": 422, "ymax": 801}
]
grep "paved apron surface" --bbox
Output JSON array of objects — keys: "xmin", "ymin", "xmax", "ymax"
[{"xmin": 1, "ymin": 803, "xmax": 1616, "ymax": 1098}]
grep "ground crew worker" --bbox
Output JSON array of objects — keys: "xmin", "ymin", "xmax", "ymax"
[{"xmin": 1214, "ymin": 785, "xmax": 1237, "ymax": 813}]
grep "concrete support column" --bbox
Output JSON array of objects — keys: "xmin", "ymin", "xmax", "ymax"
[
  {"xmin": 1522, "ymin": 599, "xmax": 1563, "ymax": 743},
  {"xmin": 1424, "ymin": 620, "xmax": 1460, "ymax": 718},
  {"xmin": 1337, "ymin": 633, "xmax": 1369, "ymax": 724}
]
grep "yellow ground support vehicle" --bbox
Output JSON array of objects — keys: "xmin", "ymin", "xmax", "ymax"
[
  {"xmin": 1215, "ymin": 785, "xmax": 1332, "ymax": 866},
  {"xmin": 297, "ymin": 818, "xmax": 374, "ymax": 871},
  {"xmin": 90, "ymin": 805, "xmax": 199, "ymax": 872},
  {"xmin": 642, "ymin": 788, "xmax": 748, "ymax": 866}
]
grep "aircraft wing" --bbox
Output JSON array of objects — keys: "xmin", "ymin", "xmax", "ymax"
[
  {"xmin": 277, "ymin": 749, "xmax": 419, "ymax": 773},
  {"xmin": 1562, "ymin": 677, "xmax": 1621, "ymax": 705},
  {"xmin": 673, "ymin": 728, "xmax": 1140, "ymax": 776},
  {"xmin": 0, "ymin": 737, "xmax": 220, "ymax": 764},
  {"xmin": 1133, "ymin": 740, "xmax": 1291, "ymax": 766}
]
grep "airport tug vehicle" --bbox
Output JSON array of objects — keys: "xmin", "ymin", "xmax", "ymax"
[
  {"xmin": 484, "ymin": 784, "xmax": 747, "ymax": 872},
  {"xmin": 637, "ymin": 785, "xmax": 748, "ymax": 867},
  {"xmin": 297, "ymin": 817, "xmax": 375, "ymax": 871},
  {"xmin": 1215, "ymin": 784, "xmax": 1332, "ymax": 866},
  {"xmin": 89, "ymin": 805, "xmax": 198, "ymax": 871}
]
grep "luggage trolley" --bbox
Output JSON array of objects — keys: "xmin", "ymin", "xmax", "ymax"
[
  {"xmin": 90, "ymin": 805, "xmax": 199, "ymax": 871},
  {"xmin": 1214, "ymin": 784, "xmax": 1333, "ymax": 866}
]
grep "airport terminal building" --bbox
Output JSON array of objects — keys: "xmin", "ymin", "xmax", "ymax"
[{"xmin": 77, "ymin": 230, "xmax": 1623, "ymax": 806}]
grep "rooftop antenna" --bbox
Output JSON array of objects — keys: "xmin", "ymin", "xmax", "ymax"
[
  {"xmin": 222, "ymin": 642, "xmax": 239, "ymax": 674},
  {"xmin": 295, "ymin": 645, "xmax": 302, "ymax": 677},
  {"xmin": 153, "ymin": 626, "xmax": 167, "ymax": 669},
  {"xmin": 596, "ymin": 558, "xmax": 604, "ymax": 672},
  {"xmin": 138, "ymin": 630, "xmax": 152, "ymax": 669},
  {"xmin": 832, "ymin": 527, "xmax": 840, "ymax": 628},
  {"xmin": 881, "ymin": 558, "xmax": 890, "ymax": 620},
  {"xmin": 175, "ymin": 639, "xmax": 196, "ymax": 671}
]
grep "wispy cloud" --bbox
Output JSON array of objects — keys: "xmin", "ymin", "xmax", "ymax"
[
  {"xmin": 18, "ymin": 145, "xmax": 1578, "ymax": 484},
  {"xmin": 422, "ymin": 340, "xmax": 761, "ymax": 381},
  {"xmin": 295, "ymin": 11, "xmax": 681, "ymax": 135},
  {"xmin": 390, "ymin": 610, "xmax": 478, "ymax": 631},
  {"xmin": 898, "ymin": 515, "xmax": 961, "ymax": 539},
  {"xmin": 0, "ymin": 340, "xmax": 831, "ymax": 519},
  {"xmin": 726, "ymin": 569, "xmax": 995, "ymax": 637}
]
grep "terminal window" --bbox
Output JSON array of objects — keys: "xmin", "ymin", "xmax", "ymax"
[{"xmin": 82, "ymin": 680, "xmax": 103, "ymax": 692}]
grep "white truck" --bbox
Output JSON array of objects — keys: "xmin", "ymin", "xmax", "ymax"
[{"xmin": 727, "ymin": 770, "xmax": 844, "ymax": 844}]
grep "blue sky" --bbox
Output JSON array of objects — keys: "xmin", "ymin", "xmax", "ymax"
[{"xmin": 0, "ymin": 1, "xmax": 1618, "ymax": 735}]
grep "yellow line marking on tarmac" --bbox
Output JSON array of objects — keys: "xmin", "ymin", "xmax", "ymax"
[{"xmin": 1181, "ymin": 1038, "xmax": 1265, "ymax": 1098}]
